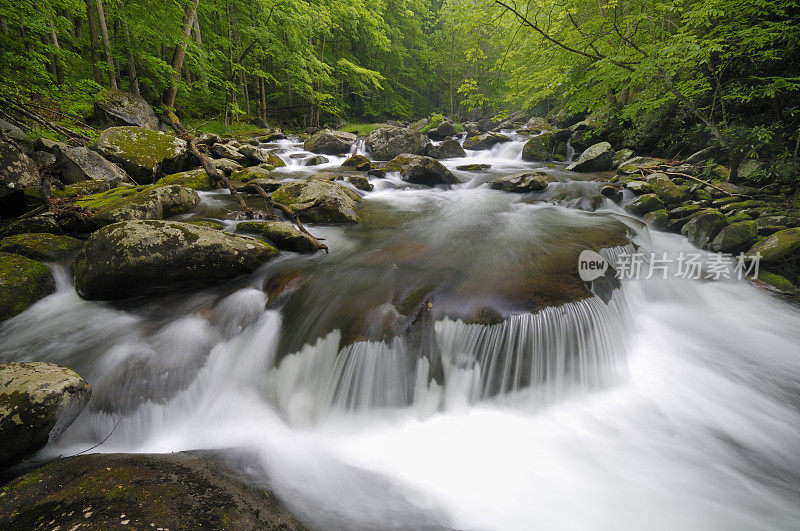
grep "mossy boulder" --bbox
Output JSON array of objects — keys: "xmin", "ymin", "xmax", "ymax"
[
  {"xmin": 386, "ymin": 154, "xmax": 458, "ymax": 186},
  {"xmin": 462, "ymin": 132, "xmax": 509, "ymax": 150},
  {"xmin": 456, "ymin": 163, "xmax": 491, "ymax": 171},
  {"xmin": 746, "ymin": 228, "xmax": 800, "ymax": 281},
  {"xmin": 344, "ymin": 174, "xmax": 373, "ymax": 191},
  {"xmin": 185, "ymin": 220, "xmax": 224, "ymax": 230},
  {"xmin": 235, "ymin": 221, "xmax": 321, "ymax": 253},
  {"xmin": 643, "ymin": 209, "xmax": 669, "ymax": 230},
  {"xmin": 566, "ymin": 142, "xmax": 614, "ymax": 172},
  {"xmin": 0, "ymin": 233, "xmax": 83, "ymax": 261},
  {"xmin": 646, "ymin": 173, "xmax": 686, "ymax": 205},
  {"xmin": 56, "ymin": 145, "xmax": 130, "ymax": 185},
  {"xmin": 156, "ymin": 168, "xmax": 215, "ymax": 190},
  {"xmin": 681, "ymin": 210, "xmax": 728, "ymax": 249},
  {"xmin": 271, "ymin": 179, "xmax": 362, "ymax": 224},
  {"xmin": 74, "ymin": 184, "xmax": 200, "ymax": 227},
  {"xmin": 618, "ymin": 156, "xmax": 665, "ymax": 174},
  {"xmin": 51, "ymin": 179, "xmax": 115, "ymax": 199},
  {"xmin": 710, "ymin": 220, "xmax": 757, "ymax": 253},
  {"xmin": 73, "ymin": 220, "xmax": 279, "ymax": 300},
  {"xmin": 91, "ymin": 88, "xmax": 159, "ymax": 130},
  {"xmin": 490, "ymin": 171, "xmax": 553, "ymax": 193},
  {"xmin": 613, "ymin": 149, "xmax": 635, "ymax": 169},
  {"xmin": 625, "ymin": 193, "xmax": 665, "ymax": 216},
  {"xmin": 0, "ymin": 452, "xmax": 304, "ymax": 529},
  {"xmin": 1, "ymin": 214, "xmax": 62, "ymax": 238},
  {"xmin": 96, "ymin": 126, "xmax": 190, "ymax": 183},
  {"xmin": 428, "ymin": 139, "xmax": 467, "ymax": 159},
  {"xmin": 237, "ymin": 145, "xmax": 286, "ymax": 167},
  {"xmin": 754, "ymin": 270, "xmax": 796, "ymax": 293},
  {"xmin": 625, "ymin": 180, "xmax": 652, "ymax": 194},
  {"xmin": 210, "ymin": 142, "xmax": 247, "ymax": 163},
  {"xmin": 0, "ymin": 253, "xmax": 54, "ymax": 321},
  {"xmin": 521, "ymin": 130, "xmax": 562, "ymax": 161},
  {"xmin": 366, "ymin": 126, "xmax": 428, "ymax": 160},
  {"xmin": 0, "ymin": 362, "xmax": 91, "ymax": 467},
  {"xmin": 303, "ymin": 129, "xmax": 357, "ymax": 155},
  {"xmin": 230, "ymin": 166, "xmax": 273, "ymax": 183},
  {"xmin": 427, "ymin": 120, "xmax": 457, "ymax": 140},
  {"xmin": 341, "ymin": 154, "xmax": 371, "ymax": 171}
]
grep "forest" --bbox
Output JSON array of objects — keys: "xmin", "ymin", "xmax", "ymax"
[{"xmin": 1, "ymin": 0, "xmax": 799, "ymax": 172}]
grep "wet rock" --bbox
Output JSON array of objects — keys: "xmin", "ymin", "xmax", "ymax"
[
  {"xmin": 600, "ymin": 184, "xmax": 622, "ymax": 201},
  {"xmin": 156, "ymin": 168, "xmax": 215, "ymax": 190},
  {"xmin": 566, "ymin": 142, "xmax": 614, "ymax": 172},
  {"xmin": 523, "ymin": 117, "xmax": 553, "ymax": 133},
  {"xmin": 669, "ymin": 204, "xmax": 703, "ymax": 219},
  {"xmin": 386, "ymin": 154, "xmax": 458, "ymax": 186},
  {"xmin": 618, "ymin": 156, "xmax": 665, "ymax": 174},
  {"xmin": 681, "ymin": 210, "xmax": 728, "ymax": 249},
  {"xmin": 236, "ymin": 221, "xmax": 321, "ymax": 253},
  {"xmin": 230, "ymin": 166, "xmax": 274, "ymax": 183},
  {"xmin": 74, "ymin": 220, "xmax": 278, "ymax": 299},
  {"xmin": 490, "ymin": 171, "xmax": 553, "ymax": 193},
  {"xmin": 210, "ymin": 142, "xmax": 247, "ymax": 163},
  {"xmin": 0, "ymin": 233, "xmax": 83, "ymax": 261},
  {"xmin": 646, "ymin": 172, "xmax": 685, "ymax": 205},
  {"xmin": 0, "ymin": 253, "xmax": 54, "ymax": 321},
  {"xmin": 462, "ymin": 132, "xmax": 509, "ymax": 150},
  {"xmin": 74, "ymin": 184, "xmax": 200, "ymax": 228},
  {"xmin": 271, "ymin": 179, "xmax": 362, "ymax": 223},
  {"xmin": 711, "ymin": 221, "xmax": 757, "ymax": 253},
  {"xmin": 366, "ymin": 126, "xmax": 428, "ymax": 160},
  {"xmin": 55, "ymin": 145, "xmax": 130, "ymax": 186},
  {"xmin": 456, "ymin": 163, "xmax": 491, "ymax": 171},
  {"xmin": 91, "ymin": 89, "xmax": 159, "ymax": 130},
  {"xmin": 0, "ymin": 139, "xmax": 40, "ymax": 209},
  {"xmin": 212, "ymin": 157, "xmax": 243, "ymax": 175},
  {"xmin": 746, "ymin": 228, "xmax": 800, "ymax": 280},
  {"xmin": 754, "ymin": 270, "xmax": 796, "ymax": 293},
  {"xmin": 237, "ymin": 177, "xmax": 283, "ymax": 194},
  {"xmin": 427, "ymin": 120, "xmax": 456, "ymax": 140},
  {"xmin": 303, "ymin": 129, "xmax": 357, "ymax": 155},
  {"xmin": 345, "ymin": 174, "xmax": 373, "ymax": 191},
  {"xmin": 625, "ymin": 193, "xmax": 665, "ymax": 216},
  {"xmin": 96, "ymin": 126, "xmax": 190, "ymax": 183},
  {"xmin": 303, "ymin": 154, "xmax": 329, "ymax": 166},
  {"xmin": 643, "ymin": 209, "xmax": 669, "ymax": 230},
  {"xmin": 237, "ymin": 144, "xmax": 286, "ymax": 167},
  {"xmin": 1, "ymin": 214, "xmax": 62, "ymax": 237},
  {"xmin": 521, "ymin": 129, "xmax": 570, "ymax": 161},
  {"xmin": 625, "ymin": 180, "xmax": 652, "ymax": 194},
  {"xmin": 342, "ymin": 154, "xmax": 371, "ymax": 171},
  {"xmin": 613, "ymin": 149, "xmax": 635, "ymax": 169},
  {"xmin": 428, "ymin": 139, "xmax": 466, "ymax": 159},
  {"xmin": 0, "ymin": 451, "xmax": 304, "ymax": 529},
  {"xmin": 0, "ymin": 362, "xmax": 91, "ymax": 467}
]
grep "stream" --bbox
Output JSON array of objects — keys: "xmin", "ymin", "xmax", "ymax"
[{"xmin": 2, "ymin": 134, "xmax": 800, "ymax": 529}]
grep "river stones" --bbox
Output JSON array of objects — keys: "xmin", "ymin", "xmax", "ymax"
[
  {"xmin": 236, "ymin": 221, "xmax": 322, "ymax": 253},
  {"xmin": 74, "ymin": 184, "xmax": 200, "ymax": 228},
  {"xmin": 386, "ymin": 154, "xmax": 458, "ymax": 186},
  {"xmin": 155, "ymin": 168, "xmax": 215, "ymax": 190},
  {"xmin": 0, "ymin": 362, "xmax": 91, "ymax": 467},
  {"xmin": 55, "ymin": 145, "xmax": 130, "ymax": 185},
  {"xmin": 642, "ymin": 209, "xmax": 669, "ymax": 230},
  {"xmin": 271, "ymin": 179, "xmax": 362, "ymax": 223},
  {"xmin": 303, "ymin": 129, "xmax": 357, "ymax": 155},
  {"xmin": 366, "ymin": 125, "xmax": 428, "ymax": 160},
  {"xmin": 427, "ymin": 120, "xmax": 457, "ymax": 140},
  {"xmin": 0, "ymin": 233, "xmax": 83, "ymax": 261},
  {"xmin": 0, "ymin": 139, "xmax": 40, "ymax": 212},
  {"xmin": 490, "ymin": 171, "xmax": 553, "ymax": 193},
  {"xmin": 566, "ymin": 142, "xmax": 614, "ymax": 172},
  {"xmin": 73, "ymin": 220, "xmax": 278, "ymax": 300},
  {"xmin": 0, "ymin": 253, "xmax": 54, "ymax": 321},
  {"xmin": 681, "ymin": 209, "xmax": 728, "ymax": 249},
  {"xmin": 342, "ymin": 154, "xmax": 371, "ymax": 171},
  {"xmin": 210, "ymin": 142, "xmax": 248, "ymax": 163},
  {"xmin": 91, "ymin": 89, "xmax": 160, "ymax": 130},
  {"xmin": 96, "ymin": 126, "xmax": 190, "ymax": 183},
  {"xmin": 646, "ymin": 173, "xmax": 686, "ymax": 205},
  {"xmin": 237, "ymin": 144, "xmax": 286, "ymax": 167},
  {"xmin": 462, "ymin": 132, "xmax": 509, "ymax": 150},
  {"xmin": 521, "ymin": 129, "xmax": 570, "ymax": 161},
  {"xmin": 0, "ymin": 451, "xmax": 304, "ymax": 529},
  {"xmin": 711, "ymin": 220, "xmax": 757, "ymax": 253},
  {"xmin": 617, "ymin": 156, "xmax": 665, "ymax": 174},
  {"xmin": 428, "ymin": 139, "xmax": 466, "ymax": 159},
  {"xmin": 746, "ymin": 228, "xmax": 800, "ymax": 281},
  {"xmin": 625, "ymin": 193, "xmax": 665, "ymax": 216}
]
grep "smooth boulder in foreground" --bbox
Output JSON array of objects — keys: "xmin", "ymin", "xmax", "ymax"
[
  {"xmin": 0, "ymin": 362, "xmax": 91, "ymax": 467},
  {"xmin": 272, "ymin": 179, "xmax": 363, "ymax": 223},
  {"xmin": 0, "ymin": 252, "xmax": 55, "ymax": 321},
  {"xmin": 388, "ymin": 154, "xmax": 458, "ymax": 186},
  {"xmin": 303, "ymin": 129, "xmax": 357, "ymax": 154},
  {"xmin": 566, "ymin": 142, "xmax": 614, "ymax": 172},
  {"xmin": 73, "ymin": 220, "xmax": 278, "ymax": 300}
]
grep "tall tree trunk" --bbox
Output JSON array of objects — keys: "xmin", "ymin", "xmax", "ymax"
[
  {"xmin": 95, "ymin": 0, "xmax": 116, "ymax": 89},
  {"xmin": 162, "ymin": 0, "xmax": 200, "ymax": 108},
  {"xmin": 192, "ymin": 17, "xmax": 209, "ymax": 92},
  {"xmin": 48, "ymin": 19, "xmax": 64, "ymax": 85},
  {"xmin": 120, "ymin": 12, "xmax": 139, "ymax": 95}
]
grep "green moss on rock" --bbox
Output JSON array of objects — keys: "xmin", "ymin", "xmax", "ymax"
[
  {"xmin": 156, "ymin": 169, "xmax": 215, "ymax": 190},
  {"xmin": 0, "ymin": 253, "xmax": 55, "ymax": 321},
  {"xmin": 0, "ymin": 233, "xmax": 83, "ymax": 260},
  {"xmin": 756, "ymin": 271, "xmax": 796, "ymax": 292}
]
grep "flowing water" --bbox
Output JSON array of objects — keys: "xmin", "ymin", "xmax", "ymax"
[{"xmin": 2, "ymin": 136, "xmax": 800, "ymax": 529}]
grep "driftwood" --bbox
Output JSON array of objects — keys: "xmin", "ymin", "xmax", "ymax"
[
  {"xmin": 0, "ymin": 97, "xmax": 92, "ymax": 142},
  {"xmin": 247, "ymin": 182, "xmax": 328, "ymax": 252},
  {"xmin": 640, "ymin": 166, "xmax": 754, "ymax": 199}
]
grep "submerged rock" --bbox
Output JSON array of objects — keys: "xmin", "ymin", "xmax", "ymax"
[
  {"xmin": 490, "ymin": 171, "xmax": 553, "ymax": 193},
  {"xmin": 74, "ymin": 184, "xmax": 200, "ymax": 227},
  {"xmin": 271, "ymin": 179, "xmax": 362, "ymax": 224},
  {"xmin": 0, "ymin": 451, "xmax": 304, "ymax": 529},
  {"xmin": 428, "ymin": 139, "xmax": 466, "ymax": 159},
  {"xmin": 0, "ymin": 253, "xmax": 54, "ymax": 321},
  {"xmin": 566, "ymin": 142, "xmax": 614, "ymax": 172},
  {"xmin": 236, "ymin": 221, "xmax": 321, "ymax": 253},
  {"xmin": 303, "ymin": 129, "xmax": 356, "ymax": 155},
  {"xmin": 386, "ymin": 154, "xmax": 458, "ymax": 186},
  {"xmin": 74, "ymin": 220, "xmax": 278, "ymax": 299},
  {"xmin": 366, "ymin": 126, "xmax": 428, "ymax": 160},
  {"xmin": 0, "ymin": 362, "xmax": 91, "ymax": 467},
  {"xmin": 91, "ymin": 89, "xmax": 160, "ymax": 130},
  {"xmin": 95, "ymin": 126, "xmax": 190, "ymax": 183},
  {"xmin": 0, "ymin": 233, "xmax": 83, "ymax": 261}
]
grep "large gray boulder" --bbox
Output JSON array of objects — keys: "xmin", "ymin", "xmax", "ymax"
[
  {"xmin": 427, "ymin": 120, "xmax": 456, "ymax": 140},
  {"xmin": 490, "ymin": 171, "xmax": 553, "ymax": 193},
  {"xmin": 303, "ymin": 129, "xmax": 356, "ymax": 155},
  {"xmin": 96, "ymin": 126, "xmax": 190, "ymax": 183},
  {"xmin": 235, "ymin": 221, "xmax": 322, "ymax": 253},
  {"xmin": 210, "ymin": 142, "xmax": 247, "ymax": 163},
  {"xmin": 56, "ymin": 145, "xmax": 129, "ymax": 185},
  {"xmin": 681, "ymin": 210, "xmax": 728, "ymax": 249},
  {"xmin": 746, "ymin": 228, "xmax": 800, "ymax": 280},
  {"xmin": 387, "ymin": 154, "xmax": 459, "ymax": 186},
  {"xmin": 566, "ymin": 142, "xmax": 614, "ymax": 172},
  {"xmin": 0, "ymin": 252, "xmax": 55, "ymax": 321},
  {"xmin": 646, "ymin": 172, "xmax": 686, "ymax": 205},
  {"xmin": 711, "ymin": 221, "xmax": 757, "ymax": 253},
  {"xmin": 0, "ymin": 139, "xmax": 40, "ymax": 199},
  {"xmin": 366, "ymin": 126, "xmax": 428, "ymax": 160},
  {"xmin": 73, "ymin": 184, "xmax": 200, "ymax": 228},
  {"xmin": 92, "ymin": 89, "xmax": 160, "ymax": 130},
  {"xmin": 0, "ymin": 362, "xmax": 91, "ymax": 466},
  {"xmin": 428, "ymin": 139, "xmax": 466, "ymax": 159},
  {"xmin": 521, "ymin": 129, "xmax": 570, "ymax": 161},
  {"xmin": 463, "ymin": 132, "xmax": 509, "ymax": 150},
  {"xmin": 272, "ymin": 179, "xmax": 362, "ymax": 223},
  {"xmin": 74, "ymin": 220, "xmax": 279, "ymax": 299},
  {"xmin": 237, "ymin": 144, "xmax": 286, "ymax": 167}
]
